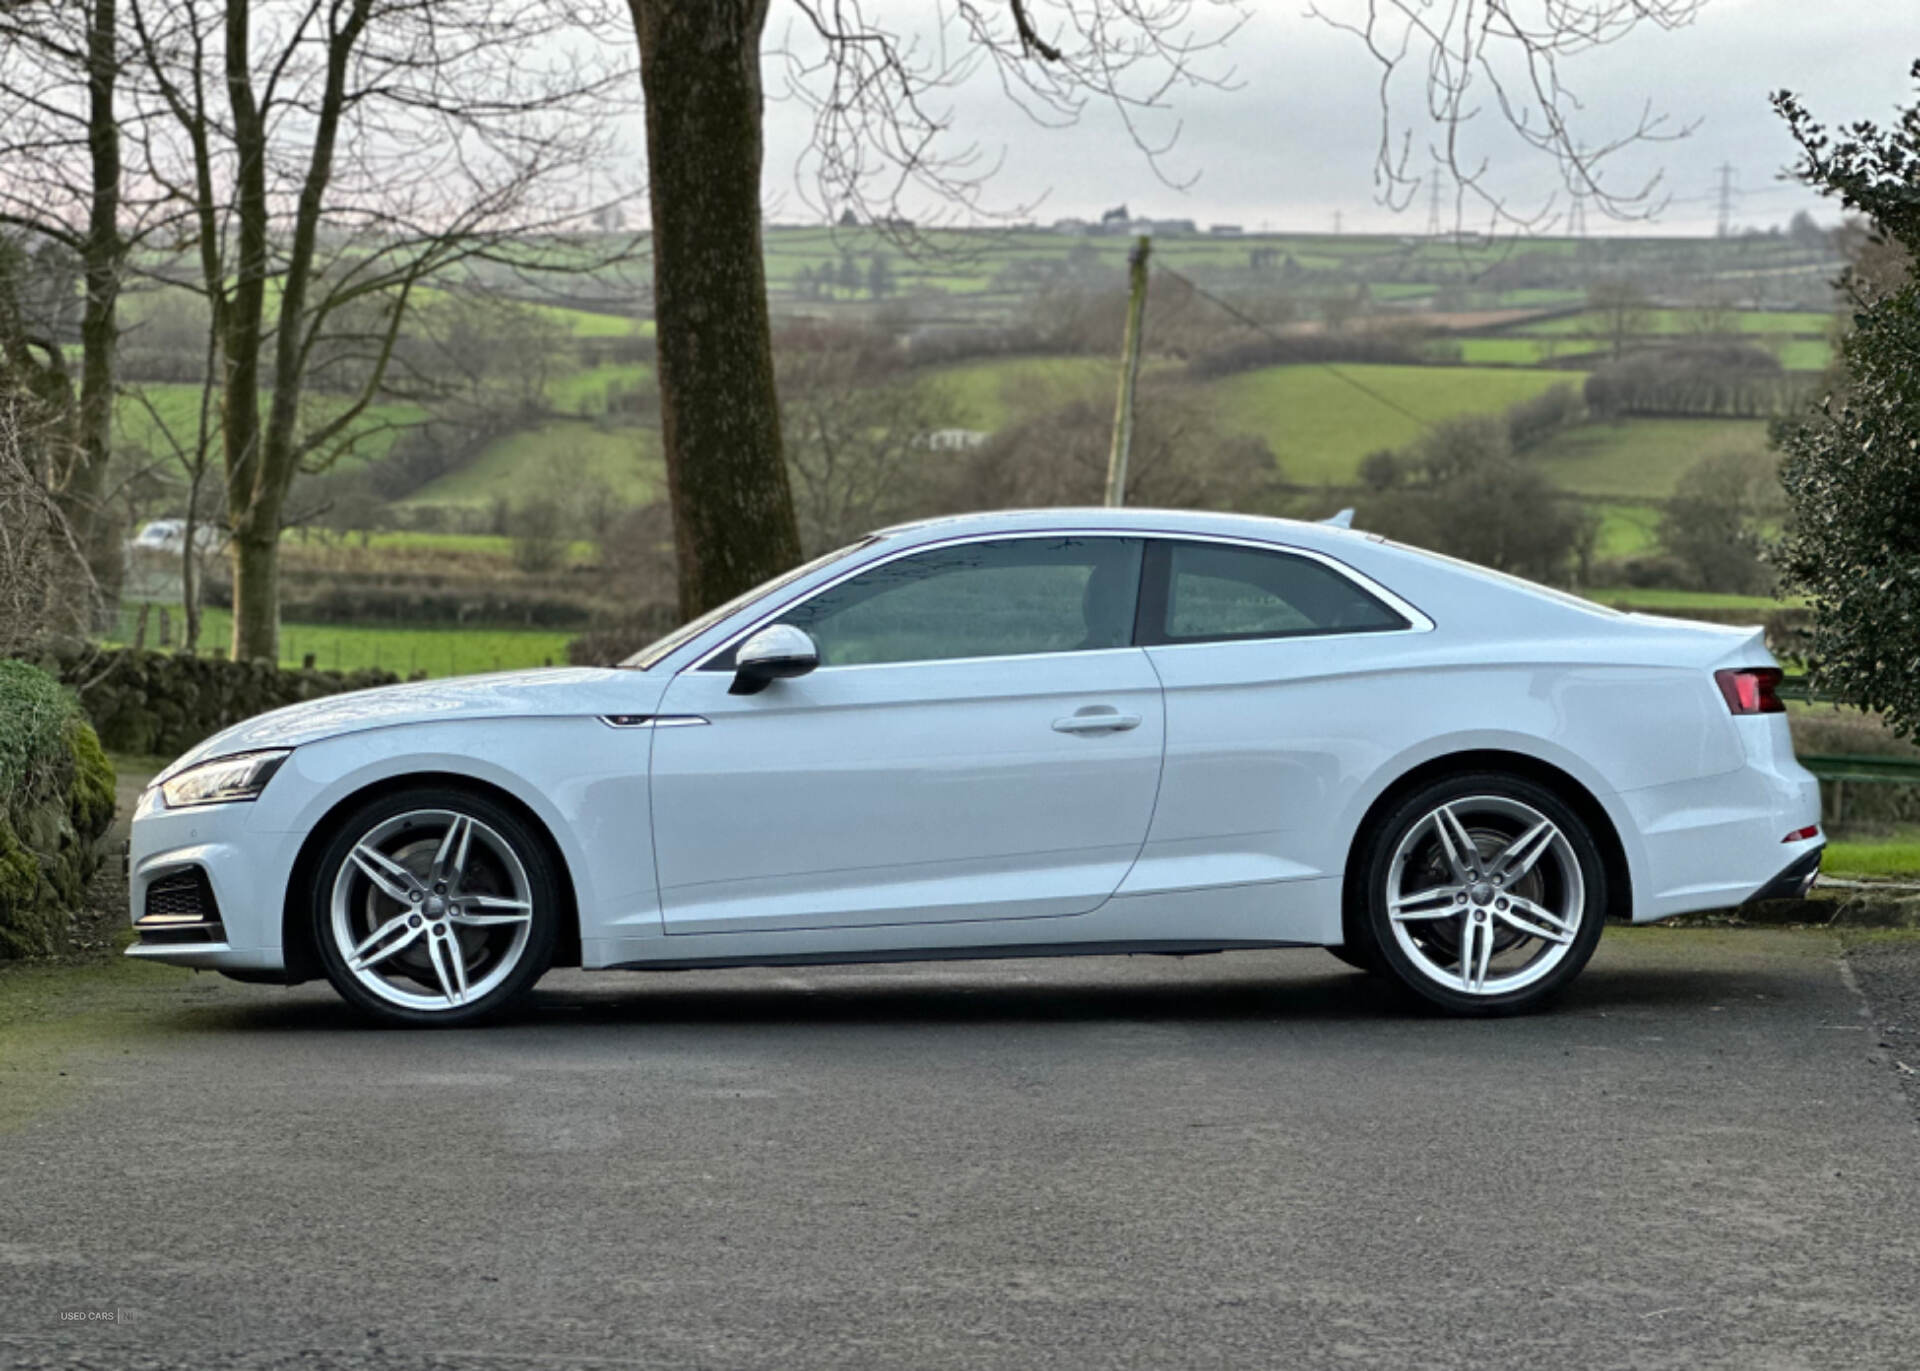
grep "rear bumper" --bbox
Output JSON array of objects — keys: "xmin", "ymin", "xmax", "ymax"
[
  {"xmin": 1615, "ymin": 740, "xmax": 1823, "ymax": 923},
  {"xmin": 1743, "ymin": 845, "xmax": 1825, "ymax": 905}
]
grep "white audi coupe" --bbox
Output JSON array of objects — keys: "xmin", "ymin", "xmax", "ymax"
[{"xmin": 128, "ymin": 508, "xmax": 1824, "ymax": 1024}]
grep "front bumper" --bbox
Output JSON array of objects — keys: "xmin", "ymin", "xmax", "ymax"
[
  {"xmin": 126, "ymin": 784, "xmax": 292, "ymax": 974},
  {"xmin": 1743, "ymin": 845, "xmax": 1825, "ymax": 905}
]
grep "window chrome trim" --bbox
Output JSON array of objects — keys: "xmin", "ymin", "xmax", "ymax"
[{"xmin": 687, "ymin": 526, "xmax": 1433, "ymax": 675}]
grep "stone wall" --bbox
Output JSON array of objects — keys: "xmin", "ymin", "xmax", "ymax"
[{"xmin": 24, "ymin": 638, "xmax": 399, "ymax": 758}]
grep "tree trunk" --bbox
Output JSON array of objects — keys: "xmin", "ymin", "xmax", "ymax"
[
  {"xmin": 629, "ymin": 0, "xmax": 802, "ymax": 619},
  {"xmin": 230, "ymin": 526, "xmax": 278, "ymax": 662},
  {"xmin": 222, "ymin": 0, "xmax": 278, "ymax": 662},
  {"xmin": 67, "ymin": 0, "xmax": 121, "ymax": 603}
]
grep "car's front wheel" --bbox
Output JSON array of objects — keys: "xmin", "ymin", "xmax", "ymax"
[
  {"xmin": 1352, "ymin": 772, "xmax": 1607, "ymax": 1015},
  {"xmin": 311, "ymin": 788, "xmax": 561, "ymax": 1026}
]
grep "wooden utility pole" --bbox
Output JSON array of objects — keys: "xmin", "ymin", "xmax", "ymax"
[{"xmin": 1104, "ymin": 235, "xmax": 1151, "ymax": 507}]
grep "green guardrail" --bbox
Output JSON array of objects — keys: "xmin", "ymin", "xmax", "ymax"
[
  {"xmin": 1799, "ymin": 755, "xmax": 1920, "ymax": 786},
  {"xmin": 1776, "ymin": 676, "xmax": 1920, "ymax": 785}
]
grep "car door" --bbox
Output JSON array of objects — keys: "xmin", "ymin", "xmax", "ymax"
[
  {"xmin": 1129, "ymin": 536, "xmax": 1428, "ymax": 897},
  {"xmin": 648, "ymin": 535, "xmax": 1166, "ymax": 935}
]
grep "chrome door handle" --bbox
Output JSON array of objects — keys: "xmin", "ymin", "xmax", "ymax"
[{"xmin": 1052, "ymin": 711, "xmax": 1142, "ymax": 734}]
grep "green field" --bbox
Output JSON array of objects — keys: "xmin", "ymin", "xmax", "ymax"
[
  {"xmin": 926, "ymin": 356, "xmax": 1165, "ymax": 430},
  {"xmin": 1532, "ymin": 418, "xmax": 1770, "ymax": 498},
  {"xmin": 110, "ymin": 605, "xmax": 576, "ymax": 677},
  {"xmin": 1449, "ymin": 338, "xmax": 1572, "ymax": 365},
  {"xmin": 1592, "ymin": 503, "xmax": 1663, "ymax": 558},
  {"xmin": 117, "ymin": 382, "xmax": 425, "ymax": 469},
  {"xmin": 1772, "ymin": 338, "xmax": 1834, "ymax": 371},
  {"xmin": 1208, "ymin": 364, "xmax": 1586, "ymax": 484},
  {"xmin": 400, "ymin": 420, "xmax": 662, "ymax": 509},
  {"xmin": 279, "ymin": 529, "xmax": 598, "ymax": 561},
  {"xmin": 550, "ymin": 361, "xmax": 656, "ymax": 415},
  {"xmin": 1512, "ymin": 309, "xmax": 1831, "ymax": 337},
  {"xmin": 531, "ymin": 303, "xmax": 644, "ymax": 338}
]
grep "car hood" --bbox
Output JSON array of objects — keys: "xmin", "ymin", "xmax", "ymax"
[{"xmin": 159, "ymin": 667, "xmax": 668, "ymax": 779}]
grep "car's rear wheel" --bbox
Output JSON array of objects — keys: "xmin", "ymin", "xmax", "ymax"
[
  {"xmin": 310, "ymin": 788, "xmax": 560, "ymax": 1026},
  {"xmin": 1353, "ymin": 772, "xmax": 1606, "ymax": 1015}
]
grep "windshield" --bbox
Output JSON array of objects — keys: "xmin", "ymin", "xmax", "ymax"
[{"xmin": 619, "ymin": 538, "xmax": 878, "ymax": 670}]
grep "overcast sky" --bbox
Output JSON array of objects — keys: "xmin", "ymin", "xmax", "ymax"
[{"xmin": 745, "ymin": 0, "xmax": 1920, "ymax": 237}]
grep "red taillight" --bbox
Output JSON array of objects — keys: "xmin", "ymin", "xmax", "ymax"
[
  {"xmin": 1782, "ymin": 825, "xmax": 1821, "ymax": 843},
  {"xmin": 1715, "ymin": 667, "xmax": 1786, "ymax": 715}
]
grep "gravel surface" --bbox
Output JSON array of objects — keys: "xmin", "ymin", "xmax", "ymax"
[{"xmin": 2, "ymin": 925, "xmax": 1917, "ymax": 1371}]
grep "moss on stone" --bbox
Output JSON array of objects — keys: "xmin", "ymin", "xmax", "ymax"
[
  {"xmin": 64, "ymin": 718, "xmax": 116, "ymax": 842},
  {"xmin": 0, "ymin": 661, "xmax": 117, "ymax": 960},
  {"xmin": 0, "ymin": 813, "xmax": 54, "ymax": 959}
]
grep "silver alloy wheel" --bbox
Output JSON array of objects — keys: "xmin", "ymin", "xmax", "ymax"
[
  {"xmin": 329, "ymin": 808, "xmax": 535, "ymax": 1013},
  {"xmin": 1384, "ymin": 794, "xmax": 1585, "ymax": 997}
]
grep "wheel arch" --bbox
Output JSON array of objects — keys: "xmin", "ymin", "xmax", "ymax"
[
  {"xmin": 280, "ymin": 771, "xmax": 582, "ymax": 985},
  {"xmin": 1340, "ymin": 748, "xmax": 1633, "ymax": 941}
]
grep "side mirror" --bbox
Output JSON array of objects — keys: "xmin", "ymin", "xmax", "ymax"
[{"xmin": 729, "ymin": 624, "xmax": 820, "ymax": 696}]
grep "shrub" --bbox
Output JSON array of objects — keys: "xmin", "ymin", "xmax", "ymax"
[
  {"xmin": 1657, "ymin": 448, "xmax": 1785, "ymax": 595},
  {"xmin": 1505, "ymin": 384, "xmax": 1585, "ymax": 452},
  {"xmin": 1773, "ymin": 66, "xmax": 1920, "ymax": 738},
  {"xmin": 509, "ymin": 498, "xmax": 569, "ymax": 574},
  {"xmin": 1358, "ymin": 414, "xmax": 1595, "ymax": 585},
  {"xmin": 1584, "ymin": 343, "xmax": 1801, "ymax": 420},
  {"xmin": 0, "ymin": 659, "xmax": 116, "ymax": 959}
]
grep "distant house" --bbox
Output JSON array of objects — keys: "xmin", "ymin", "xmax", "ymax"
[
  {"xmin": 916, "ymin": 428, "xmax": 990, "ymax": 452},
  {"xmin": 1208, "ymin": 223, "xmax": 1244, "ymax": 236},
  {"xmin": 1051, "ymin": 217, "xmax": 1090, "ymax": 235}
]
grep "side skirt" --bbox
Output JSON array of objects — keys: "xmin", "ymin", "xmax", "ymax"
[{"xmin": 607, "ymin": 938, "xmax": 1309, "ymax": 973}]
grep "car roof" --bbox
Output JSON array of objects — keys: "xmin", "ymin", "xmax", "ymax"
[{"xmin": 874, "ymin": 506, "xmax": 1367, "ymax": 554}]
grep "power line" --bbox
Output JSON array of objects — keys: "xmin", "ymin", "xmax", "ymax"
[{"xmin": 1155, "ymin": 263, "xmax": 1436, "ymax": 431}]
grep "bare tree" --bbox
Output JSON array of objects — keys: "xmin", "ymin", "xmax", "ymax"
[
  {"xmin": 776, "ymin": 324, "xmax": 962, "ymax": 553},
  {"xmin": 1589, "ymin": 277, "xmax": 1654, "ymax": 361},
  {"xmin": 1309, "ymin": 1, "xmax": 1708, "ymax": 231},
  {"xmin": 126, "ymin": 0, "xmax": 637, "ymax": 660},
  {"xmin": 0, "ymin": 0, "xmax": 168, "ymax": 578},
  {"xmin": 0, "ymin": 395, "xmax": 92, "ymax": 656},
  {"xmin": 121, "ymin": 337, "xmax": 220, "ymax": 651},
  {"xmin": 625, "ymin": 0, "xmax": 1250, "ymax": 618},
  {"xmin": 0, "ymin": 242, "xmax": 96, "ymax": 649}
]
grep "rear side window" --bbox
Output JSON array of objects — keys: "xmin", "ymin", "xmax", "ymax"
[{"xmin": 1143, "ymin": 540, "xmax": 1408, "ymax": 644}]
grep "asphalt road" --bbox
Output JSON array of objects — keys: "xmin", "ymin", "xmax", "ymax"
[{"xmin": 2, "ymin": 928, "xmax": 1917, "ymax": 1371}]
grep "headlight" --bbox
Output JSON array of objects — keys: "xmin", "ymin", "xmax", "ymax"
[{"xmin": 158, "ymin": 750, "xmax": 291, "ymax": 809}]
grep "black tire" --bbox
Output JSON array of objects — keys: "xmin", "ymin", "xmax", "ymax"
[
  {"xmin": 310, "ymin": 786, "xmax": 562, "ymax": 1026},
  {"xmin": 1355, "ymin": 771, "xmax": 1607, "ymax": 1017},
  {"xmin": 1324, "ymin": 943, "xmax": 1382, "ymax": 975}
]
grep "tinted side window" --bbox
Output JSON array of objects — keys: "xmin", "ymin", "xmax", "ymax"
[
  {"xmin": 758, "ymin": 537, "xmax": 1143, "ymax": 668},
  {"xmin": 1146, "ymin": 541, "xmax": 1407, "ymax": 644}
]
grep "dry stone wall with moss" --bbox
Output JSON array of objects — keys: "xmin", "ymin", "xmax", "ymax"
[{"xmin": 24, "ymin": 638, "xmax": 399, "ymax": 758}]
